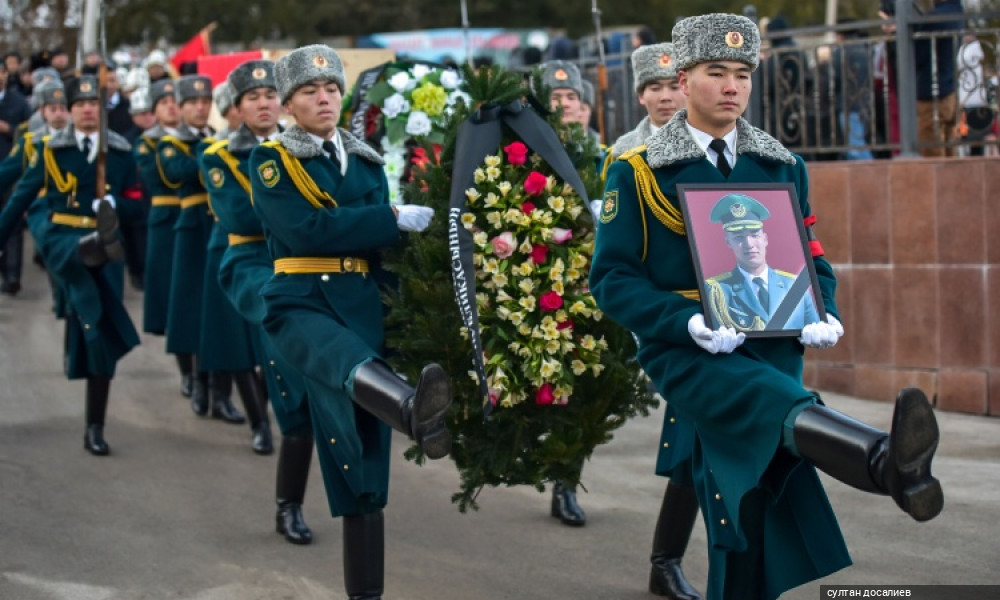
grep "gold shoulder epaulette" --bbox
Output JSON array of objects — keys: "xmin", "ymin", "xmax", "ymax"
[
  {"xmin": 203, "ymin": 139, "xmax": 231, "ymax": 156},
  {"xmin": 707, "ymin": 272, "xmax": 735, "ymax": 283},
  {"xmin": 618, "ymin": 144, "xmax": 647, "ymax": 161}
]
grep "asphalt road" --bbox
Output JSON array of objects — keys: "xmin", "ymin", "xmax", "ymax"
[{"xmin": 1, "ymin": 260, "xmax": 998, "ymax": 600}]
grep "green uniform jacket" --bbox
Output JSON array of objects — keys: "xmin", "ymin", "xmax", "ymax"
[
  {"xmin": 201, "ymin": 124, "xmax": 310, "ymax": 435},
  {"xmin": 136, "ymin": 125, "xmax": 181, "ymax": 335},
  {"xmin": 250, "ymin": 125, "xmax": 398, "ymax": 517},
  {"xmin": 158, "ymin": 126, "xmax": 213, "ymax": 355},
  {"xmin": 590, "ymin": 112, "xmax": 850, "ymax": 600},
  {"xmin": 0, "ymin": 126, "xmax": 141, "ymax": 378}
]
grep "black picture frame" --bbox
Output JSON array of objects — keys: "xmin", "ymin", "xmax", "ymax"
[{"xmin": 676, "ymin": 182, "xmax": 826, "ymax": 338}]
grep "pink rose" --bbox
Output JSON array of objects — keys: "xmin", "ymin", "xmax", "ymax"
[
  {"xmin": 491, "ymin": 231, "xmax": 516, "ymax": 259},
  {"xmin": 535, "ymin": 383, "xmax": 555, "ymax": 405},
  {"xmin": 530, "ymin": 243, "xmax": 549, "ymax": 264},
  {"xmin": 504, "ymin": 141, "xmax": 529, "ymax": 166},
  {"xmin": 552, "ymin": 228, "xmax": 573, "ymax": 244},
  {"xmin": 523, "ymin": 172, "xmax": 547, "ymax": 196},
  {"xmin": 539, "ymin": 291, "xmax": 563, "ymax": 312}
]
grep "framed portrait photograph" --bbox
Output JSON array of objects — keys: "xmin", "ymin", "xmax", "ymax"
[{"xmin": 676, "ymin": 183, "xmax": 826, "ymax": 338}]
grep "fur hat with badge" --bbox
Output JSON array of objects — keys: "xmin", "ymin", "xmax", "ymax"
[
  {"xmin": 540, "ymin": 60, "xmax": 584, "ymax": 99},
  {"xmin": 149, "ymin": 79, "xmax": 177, "ymax": 108},
  {"xmin": 671, "ymin": 13, "xmax": 762, "ymax": 71},
  {"xmin": 274, "ymin": 45, "xmax": 345, "ymax": 104},
  {"xmin": 65, "ymin": 75, "xmax": 99, "ymax": 107},
  {"xmin": 174, "ymin": 74, "xmax": 212, "ymax": 104},
  {"xmin": 631, "ymin": 42, "xmax": 677, "ymax": 92},
  {"xmin": 33, "ymin": 79, "xmax": 66, "ymax": 109},
  {"xmin": 227, "ymin": 59, "xmax": 276, "ymax": 104}
]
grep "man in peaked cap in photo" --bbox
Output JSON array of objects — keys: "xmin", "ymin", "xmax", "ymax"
[
  {"xmin": 591, "ymin": 13, "xmax": 943, "ymax": 600},
  {"xmin": 201, "ymin": 58, "xmax": 316, "ymax": 544},
  {"xmin": 249, "ymin": 44, "xmax": 452, "ymax": 600},
  {"xmin": 704, "ymin": 193, "xmax": 820, "ymax": 335},
  {"xmin": 0, "ymin": 75, "xmax": 145, "ymax": 456},
  {"xmin": 158, "ymin": 74, "xmax": 249, "ymax": 426},
  {"xmin": 136, "ymin": 79, "xmax": 196, "ymax": 397}
]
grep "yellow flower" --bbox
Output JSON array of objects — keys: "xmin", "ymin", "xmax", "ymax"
[
  {"xmin": 473, "ymin": 169, "xmax": 486, "ymax": 184},
  {"xmin": 545, "ymin": 339, "xmax": 561, "ymax": 354},
  {"xmin": 518, "ymin": 278, "xmax": 535, "ymax": 294},
  {"xmin": 483, "ymin": 258, "xmax": 499, "ymax": 274},
  {"xmin": 571, "ymin": 360, "xmax": 587, "ymax": 375},
  {"xmin": 473, "ymin": 231, "xmax": 488, "ymax": 246},
  {"xmin": 486, "ymin": 166, "xmax": 501, "ymax": 181},
  {"xmin": 571, "ymin": 253, "xmax": 588, "ymax": 269},
  {"xmin": 484, "ymin": 154, "xmax": 501, "ymax": 168},
  {"xmin": 466, "ymin": 187, "xmax": 482, "ymax": 202},
  {"xmin": 581, "ymin": 335, "xmax": 597, "ymax": 350},
  {"xmin": 476, "ymin": 292, "xmax": 489, "ymax": 306},
  {"xmin": 518, "ymin": 346, "xmax": 531, "ymax": 358},
  {"xmin": 518, "ymin": 323, "xmax": 532, "ymax": 336},
  {"xmin": 484, "ymin": 192, "xmax": 500, "ymax": 207},
  {"xmin": 509, "ymin": 311, "xmax": 525, "ymax": 325},
  {"xmin": 561, "ymin": 183, "xmax": 574, "ymax": 196},
  {"xmin": 467, "ymin": 369, "xmax": 478, "ymax": 382},
  {"xmin": 486, "ymin": 212, "xmax": 503, "ymax": 229},
  {"xmin": 461, "ymin": 213, "xmax": 476, "ymax": 229},
  {"xmin": 473, "ymin": 253, "xmax": 483, "ymax": 266},
  {"xmin": 518, "ymin": 262, "xmax": 534, "ymax": 276},
  {"xmin": 497, "ymin": 181, "xmax": 512, "ymax": 196},
  {"xmin": 531, "ymin": 325, "xmax": 545, "ymax": 339},
  {"xmin": 551, "ymin": 280, "xmax": 565, "ymax": 295},
  {"xmin": 496, "ymin": 306, "xmax": 511, "ymax": 320},
  {"xmin": 547, "ymin": 196, "xmax": 565, "ymax": 213},
  {"xmin": 593, "ymin": 309, "xmax": 604, "ymax": 321},
  {"xmin": 556, "ymin": 310, "xmax": 568, "ymax": 322},
  {"xmin": 545, "ymin": 175, "xmax": 557, "ymax": 191},
  {"xmin": 565, "ymin": 268, "xmax": 581, "ymax": 282},
  {"xmin": 598, "ymin": 337, "xmax": 609, "ymax": 350},
  {"xmin": 518, "ymin": 240, "xmax": 533, "ymax": 254},
  {"xmin": 411, "ymin": 82, "xmax": 448, "ymax": 116},
  {"xmin": 503, "ymin": 209, "xmax": 522, "ymax": 224},
  {"xmin": 561, "ymin": 340, "xmax": 575, "ymax": 353},
  {"xmin": 519, "ymin": 295, "xmax": 536, "ymax": 311},
  {"xmin": 569, "ymin": 300, "xmax": 587, "ymax": 315},
  {"xmin": 459, "ymin": 327, "xmax": 469, "ymax": 340},
  {"xmin": 591, "ymin": 363, "xmax": 606, "ymax": 377},
  {"xmin": 568, "ymin": 205, "xmax": 583, "ymax": 219},
  {"xmin": 493, "ymin": 273, "xmax": 508, "ymax": 287},
  {"xmin": 540, "ymin": 358, "xmax": 562, "ymax": 377},
  {"xmin": 496, "ymin": 289, "xmax": 513, "ymax": 302}
]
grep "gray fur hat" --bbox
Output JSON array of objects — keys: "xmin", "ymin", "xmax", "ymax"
[
  {"xmin": 213, "ymin": 81, "xmax": 235, "ymax": 115},
  {"xmin": 671, "ymin": 13, "xmax": 761, "ymax": 71},
  {"xmin": 631, "ymin": 42, "xmax": 677, "ymax": 91},
  {"xmin": 31, "ymin": 67, "xmax": 60, "ymax": 86},
  {"xmin": 580, "ymin": 79, "xmax": 595, "ymax": 107},
  {"xmin": 65, "ymin": 75, "xmax": 99, "ymax": 107},
  {"xmin": 274, "ymin": 45, "xmax": 345, "ymax": 104},
  {"xmin": 34, "ymin": 79, "xmax": 66, "ymax": 108},
  {"xmin": 130, "ymin": 86, "xmax": 152, "ymax": 114},
  {"xmin": 540, "ymin": 60, "xmax": 584, "ymax": 99},
  {"xmin": 150, "ymin": 79, "xmax": 177, "ymax": 108},
  {"xmin": 175, "ymin": 74, "xmax": 212, "ymax": 104},
  {"xmin": 228, "ymin": 59, "xmax": 276, "ymax": 104}
]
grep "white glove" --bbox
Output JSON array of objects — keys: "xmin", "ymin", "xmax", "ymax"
[
  {"xmin": 396, "ymin": 204, "xmax": 434, "ymax": 232},
  {"xmin": 589, "ymin": 199, "xmax": 602, "ymax": 221},
  {"xmin": 798, "ymin": 314, "xmax": 844, "ymax": 349},
  {"xmin": 92, "ymin": 194, "xmax": 116, "ymax": 213},
  {"xmin": 687, "ymin": 313, "xmax": 746, "ymax": 354}
]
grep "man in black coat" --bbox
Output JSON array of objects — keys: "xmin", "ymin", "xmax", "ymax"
[{"xmin": 0, "ymin": 60, "xmax": 33, "ymax": 294}]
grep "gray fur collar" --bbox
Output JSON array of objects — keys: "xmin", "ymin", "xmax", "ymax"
[
  {"xmin": 142, "ymin": 123, "xmax": 169, "ymax": 141},
  {"xmin": 173, "ymin": 123, "xmax": 203, "ymax": 143},
  {"xmin": 277, "ymin": 125, "xmax": 384, "ymax": 165},
  {"xmin": 228, "ymin": 124, "xmax": 259, "ymax": 153},
  {"xmin": 644, "ymin": 109, "xmax": 795, "ymax": 169},
  {"xmin": 46, "ymin": 124, "xmax": 131, "ymax": 152},
  {"xmin": 610, "ymin": 116, "xmax": 656, "ymax": 160}
]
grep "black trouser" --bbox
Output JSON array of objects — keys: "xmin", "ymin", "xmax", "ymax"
[{"xmin": 1, "ymin": 217, "xmax": 24, "ymax": 285}]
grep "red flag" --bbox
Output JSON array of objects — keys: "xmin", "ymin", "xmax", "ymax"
[
  {"xmin": 169, "ymin": 23, "xmax": 216, "ymax": 72},
  {"xmin": 197, "ymin": 50, "xmax": 263, "ymax": 86}
]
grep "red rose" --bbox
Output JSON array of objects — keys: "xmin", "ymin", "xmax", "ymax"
[
  {"xmin": 521, "ymin": 201, "xmax": 536, "ymax": 215},
  {"xmin": 539, "ymin": 291, "xmax": 563, "ymax": 312},
  {"xmin": 523, "ymin": 171, "xmax": 548, "ymax": 196},
  {"xmin": 530, "ymin": 243, "xmax": 549, "ymax": 264},
  {"xmin": 504, "ymin": 141, "xmax": 529, "ymax": 166},
  {"xmin": 556, "ymin": 319, "xmax": 574, "ymax": 330},
  {"xmin": 535, "ymin": 383, "xmax": 555, "ymax": 405}
]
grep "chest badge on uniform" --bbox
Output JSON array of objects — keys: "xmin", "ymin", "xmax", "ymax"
[
  {"xmin": 162, "ymin": 146, "xmax": 175, "ymax": 158},
  {"xmin": 137, "ymin": 143, "xmax": 149, "ymax": 155},
  {"xmin": 208, "ymin": 167, "xmax": 225, "ymax": 188},
  {"xmin": 258, "ymin": 160, "xmax": 280, "ymax": 188},
  {"xmin": 600, "ymin": 189, "xmax": 618, "ymax": 224}
]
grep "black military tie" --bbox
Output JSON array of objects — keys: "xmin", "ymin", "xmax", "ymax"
[
  {"xmin": 322, "ymin": 140, "xmax": 339, "ymax": 166},
  {"xmin": 82, "ymin": 136, "xmax": 92, "ymax": 156},
  {"xmin": 753, "ymin": 276, "xmax": 769, "ymax": 313},
  {"xmin": 708, "ymin": 138, "xmax": 731, "ymax": 178}
]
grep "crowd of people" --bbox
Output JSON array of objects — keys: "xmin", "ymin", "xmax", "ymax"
[{"xmin": 0, "ymin": 11, "xmax": 950, "ymax": 599}]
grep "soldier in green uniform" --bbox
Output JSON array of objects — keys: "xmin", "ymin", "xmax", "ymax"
[
  {"xmin": 136, "ymin": 79, "xmax": 193, "ymax": 396},
  {"xmin": 201, "ymin": 58, "xmax": 314, "ymax": 543},
  {"xmin": 591, "ymin": 14, "xmax": 943, "ymax": 600},
  {"xmin": 249, "ymin": 45, "xmax": 453, "ymax": 599},
  {"xmin": 158, "ymin": 74, "xmax": 244, "ymax": 423},
  {"xmin": 0, "ymin": 75, "xmax": 144, "ymax": 456}
]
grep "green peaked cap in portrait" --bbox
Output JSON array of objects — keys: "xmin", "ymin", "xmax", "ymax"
[{"xmin": 710, "ymin": 193, "xmax": 770, "ymax": 233}]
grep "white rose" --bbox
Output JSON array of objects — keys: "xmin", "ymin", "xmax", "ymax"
[
  {"xmin": 410, "ymin": 64, "xmax": 431, "ymax": 80},
  {"xmin": 439, "ymin": 69, "xmax": 460, "ymax": 89},
  {"xmin": 388, "ymin": 72, "xmax": 412, "ymax": 92},
  {"xmin": 405, "ymin": 111, "xmax": 432, "ymax": 136},
  {"xmin": 448, "ymin": 89, "xmax": 471, "ymax": 106},
  {"xmin": 382, "ymin": 93, "xmax": 410, "ymax": 119}
]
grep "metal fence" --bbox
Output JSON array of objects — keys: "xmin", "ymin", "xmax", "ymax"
[{"xmin": 570, "ymin": 9, "xmax": 1000, "ymax": 160}]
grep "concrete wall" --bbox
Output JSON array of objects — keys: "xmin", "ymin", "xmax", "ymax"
[{"xmin": 804, "ymin": 158, "xmax": 1000, "ymax": 417}]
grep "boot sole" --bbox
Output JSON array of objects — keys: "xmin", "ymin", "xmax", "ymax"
[
  {"xmin": 892, "ymin": 388, "xmax": 944, "ymax": 522},
  {"xmin": 414, "ymin": 364, "xmax": 452, "ymax": 459},
  {"xmin": 96, "ymin": 199, "xmax": 125, "ymax": 262}
]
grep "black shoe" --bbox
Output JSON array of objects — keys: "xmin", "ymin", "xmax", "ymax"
[
  {"xmin": 650, "ymin": 558, "xmax": 702, "ymax": 600},
  {"xmin": 190, "ymin": 373, "xmax": 209, "ymax": 416},
  {"xmin": 276, "ymin": 503, "xmax": 312, "ymax": 545},
  {"xmin": 180, "ymin": 373, "xmax": 193, "ymax": 398},
  {"xmin": 211, "ymin": 395, "xmax": 246, "ymax": 424},
  {"xmin": 550, "ymin": 482, "xmax": 586, "ymax": 526},
  {"xmin": 0, "ymin": 280, "xmax": 20, "ymax": 296},
  {"xmin": 83, "ymin": 425, "xmax": 110, "ymax": 456},
  {"xmin": 251, "ymin": 422, "xmax": 274, "ymax": 455}
]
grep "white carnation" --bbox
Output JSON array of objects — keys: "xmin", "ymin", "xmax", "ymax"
[
  {"xmin": 388, "ymin": 72, "xmax": 412, "ymax": 92},
  {"xmin": 440, "ymin": 69, "xmax": 460, "ymax": 89},
  {"xmin": 405, "ymin": 111, "xmax": 432, "ymax": 136},
  {"xmin": 382, "ymin": 93, "xmax": 410, "ymax": 119},
  {"xmin": 410, "ymin": 64, "xmax": 431, "ymax": 80}
]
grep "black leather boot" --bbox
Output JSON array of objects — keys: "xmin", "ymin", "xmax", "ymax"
[
  {"xmin": 190, "ymin": 371, "xmax": 210, "ymax": 416},
  {"xmin": 84, "ymin": 376, "xmax": 111, "ymax": 456},
  {"xmin": 343, "ymin": 511, "xmax": 384, "ymax": 600},
  {"xmin": 351, "ymin": 361, "xmax": 452, "ymax": 459},
  {"xmin": 209, "ymin": 372, "xmax": 246, "ymax": 424},
  {"xmin": 77, "ymin": 198, "xmax": 124, "ymax": 267},
  {"xmin": 793, "ymin": 387, "xmax": 943, "ymax": 522},
  {"xmin": 649, "ymin": 481, "xmax": 702, "ymax": 599},
  {"xmin": 550, "ymin": 481, "xmax": 586, "ymax": 526},
  {"xmin": 275, "ymin": 434, "xmax": 313, "ymax": 545},
  {"xmin": 176, "ymin": 354, "xmax": 194, "ymax": 398},
  {"xmin": 234, "ymin": 370, "xmax": 272, "ymax": 454}
]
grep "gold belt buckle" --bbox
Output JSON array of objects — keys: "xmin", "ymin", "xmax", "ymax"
[{"xmin": 342, "ymin": 257, "xmax": 355, "ymax": 273}]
